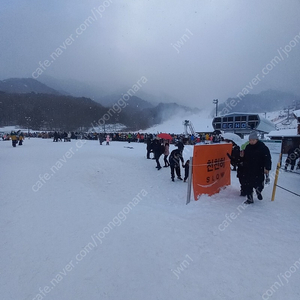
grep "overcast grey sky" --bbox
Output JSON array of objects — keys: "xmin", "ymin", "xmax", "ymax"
[{"xmin": 1, "ymin": 0, "xmax": 300, "ymax": 108}]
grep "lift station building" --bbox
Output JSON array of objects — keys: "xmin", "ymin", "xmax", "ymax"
[{"xmin": 212, "ymin": 113, "xmax": 275, "ymax": 137}]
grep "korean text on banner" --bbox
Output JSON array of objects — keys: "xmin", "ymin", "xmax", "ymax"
[{"xmin": 192, "ymin": 143, "xmax": 232, "ymax": 200}]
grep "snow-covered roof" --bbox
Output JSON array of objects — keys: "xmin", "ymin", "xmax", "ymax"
[
  {"xmin": 213, "ymin": 113, "xmax": 275, "ymax": 133},
  {"xmin": 267, "ymin": 128, "xmax": 298, "ymax": 137},
  {"xmin": 293, "ymin": 109, "xmax": 300, "ymax": 118}
]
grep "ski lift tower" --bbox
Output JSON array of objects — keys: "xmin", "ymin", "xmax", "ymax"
[{"xmin": 183, "ymin": 120, "xmax": 196, "ymax": 136}]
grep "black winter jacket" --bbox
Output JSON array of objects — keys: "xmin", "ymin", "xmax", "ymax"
[
  {"xmin": 243, "ymin": 141, "xmax": 271, "ymax": 184},
  {"xmin": 169, "ymin": 149, "xmax": 184, "ymax": 166}
]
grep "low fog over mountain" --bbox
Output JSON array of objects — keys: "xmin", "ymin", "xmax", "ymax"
[{"xmin": 1, "ymin": 77, "xmax": 299, "ymax": 131}]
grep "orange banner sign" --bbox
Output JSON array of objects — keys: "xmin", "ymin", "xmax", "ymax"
[{"xmin": 192, "ymin": 143, "xmax": 232, "ymax": 199}]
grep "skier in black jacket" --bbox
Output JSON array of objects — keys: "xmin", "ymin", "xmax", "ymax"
[
  {"xmin": 230, "ymin": 142, "xmax": 240, "ymax": 171},
  {"xmin": 227, "ymin": 145, "xmax": 246, "ymax": 196},
  {"xmin": 169, "ymin": 148, "xmax": 184, "ymax": 181},
  {"xmin": 242, "ymin": 131, "xmax": 272, "ymax": 204},
  {"xmin": 284, "ymin": 146, "xmax": 297, "ymax": 171},
  {"xmin": 152, "ymin": 139, "xmax": 164, "ymax": 170},
  {"xmin": 146, "ymin": 137, "xmax": 153, "ymax": 159}
]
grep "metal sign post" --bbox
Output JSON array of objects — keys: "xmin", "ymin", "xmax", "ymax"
[{"xmin": 186, "ymin": 156, "xmax": 193, "ymax": 205}]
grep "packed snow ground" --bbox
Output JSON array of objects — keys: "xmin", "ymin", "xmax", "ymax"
[{"xmin": 1, "ymin": 138, "xmax": 300, "ymax": 300}]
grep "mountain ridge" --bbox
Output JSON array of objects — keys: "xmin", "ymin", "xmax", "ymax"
[
  {"xmin": 1, "ymin": 77, "xmax": 299, "ymax": 131},
  {"xmin": 0, "ymin": 78, "xmax": 61, "ymax": 95}
]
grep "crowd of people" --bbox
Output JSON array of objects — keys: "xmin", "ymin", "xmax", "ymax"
[
  {"xmin": 2, "ymin": 130, "xmax": 224, "ymax": 145},
  {"xmin": 146, "ymin": 136, "xmax": 190, "ymax": 182},
  {"xmin": 3, "ymin": 127, "xmax": 274, "ymax": 204},
  {"xmin": 144, "ymin": 131, "xmax": 273, "ymax": 204},
  {"xmin": 3, "ymin": 130, "xmax": 25, "ymax": 147}
]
